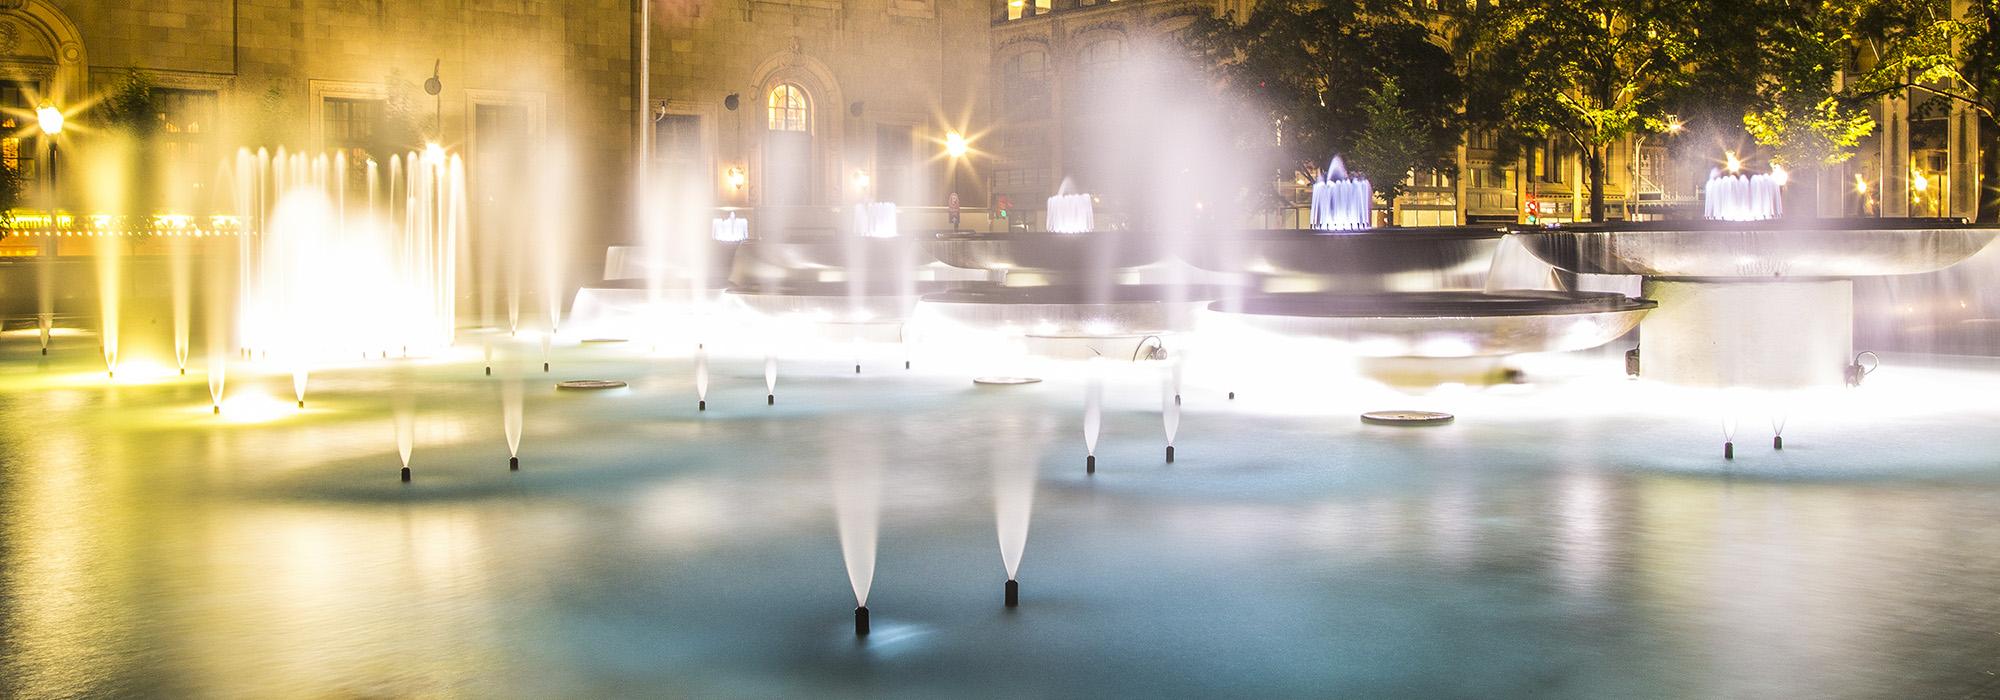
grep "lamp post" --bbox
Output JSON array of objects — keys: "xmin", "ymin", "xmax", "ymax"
[{"xmin": 35, "ymin": 104, "xmax": 62, "ymax": 356}]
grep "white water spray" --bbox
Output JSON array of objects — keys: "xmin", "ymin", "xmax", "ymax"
[
  {"xmin": 1046, "ymin": 178, "xmax": 1095, "ymax": 234},
  {"xmin": 502, "ymin": 377, "xmax": 523, "ymax": 458},
  {"xmin": 994, "ymin": 421, "xmax": 1038, "ymax": 580},
  {"xmin": 1311, "ymin": 156, "xmax": 1372, "ymax": 232},
  {"xmin": 696, "ymin": 345, "xmax": 710, "ymax": 403},
  {"xmin": 1084, "ymin": 372, "xmax": 1103, "ymax": 458},
  {"xmin": 832, "ymin": 443, "xmax": 882, "ymax": 607}
]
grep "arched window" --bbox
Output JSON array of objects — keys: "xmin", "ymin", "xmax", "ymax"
[
  {"xmin": 767, "ymin": 83, "xmax": 809, "ymax": 132},
  {"xmin": 1000, "ymin": 50, "xmax": 1049, "ymax": 118}
]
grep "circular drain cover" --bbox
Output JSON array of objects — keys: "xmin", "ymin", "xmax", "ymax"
[
  {"xmin": 557, "ymin": 380, "xmax": 627, "ymax": 391},
  {"xmin": 974, "ymin": 377, "xmax": 1042, "ymax": 386},
  {"xmin": 1361, "ymin": 410, "xmax": 1454, "ymax": 426}
]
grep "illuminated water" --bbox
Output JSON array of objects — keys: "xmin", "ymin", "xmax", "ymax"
[{"xmin": 5, "ymin": 336, "xmax": 2000, "ymax": 697}]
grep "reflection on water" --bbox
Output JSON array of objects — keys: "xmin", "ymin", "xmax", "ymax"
[{"xmin": 4, "ymin": 341, "xmax": 2000, "ymax": 697}]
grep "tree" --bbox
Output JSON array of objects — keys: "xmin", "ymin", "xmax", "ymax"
[
  {"xmin": 1473, "ymin": 0, "xmax": 1697, "ymax": 222},
  {"xmin": 0, "ymin": 154, "xmax": 24, "ymax": 232},
  {"xmin": 1347, "ymin": 77, "xmax": 1431, "ymax": 217},
  {"xmin": 94, "ymin": 68, "xmax": 163, "ymax": 225},
  {"xmin": 1183, "ymin": 0, "xmax": 1462, "ymax": 193},
  {"xmin": 1741, "ymin": 0, "xmax": 1877, "ymax": 216},
  {"xmin": 1843, "ymin": 0, "xmax": 1999, "ymax": 221}
]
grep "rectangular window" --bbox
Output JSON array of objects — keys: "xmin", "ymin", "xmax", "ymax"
[
  {"xmin": 155, "ymin": 88, "xmax": 219, "ymax": 211},
  {"xmin": 0, "ymin": 81, "xmax": 39, "ymax": 182},
  {"xmin": 324, "ymin": 97, "xmax": 384, "ymax": 160},
  {"xmin": 875, "ymin": 124, "xmax": 914, "ymax": 203}
]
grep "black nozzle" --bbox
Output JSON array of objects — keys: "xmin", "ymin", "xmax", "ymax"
[
  {"xmin": 510, "ymin": 456, "xmax": 519, "ymax": 471},
  {"xmin": 1005, "ymin": 579, "xmax": 1019, "ymax": 608},
  {"xmin": 1087, "ymin": 455, "xmax": 1096, "ymax": 474},
  {"xmin": 400, "ymin": 467, "xmax": 411, "ymax": 482},
  {"xmin": 855, "ymin": 606, "xmax": 870, "ymax": 636},
  {"xmin": 1724, "ymin": 442, "xmax": 1735, "ymax": 459},
  {"xmin": 1166, "ymin": 445, "xmax": 1175, "ymax": 463}
]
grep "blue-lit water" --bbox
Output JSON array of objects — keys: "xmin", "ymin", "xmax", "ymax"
[{"xmin": 3, "ymin": 337, "xmax": 1999, "ymax": 698}]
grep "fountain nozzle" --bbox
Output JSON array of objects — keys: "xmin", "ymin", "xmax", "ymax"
[
  {"xmin": 1166, "ymin": 445, "xmax": 1175, "ymax": 463},
  {"xmin": 297, "ymin": 400, "xmax": 304, "ymax": 408},
  {"xmin": 1773, "ymin": 436, "xmax": 1783, "ymax": 450},
  {"xmin": 1087, "ymin": 455, "xmax": 1096, "ymax": 474},
  {"xmin": 213, "ymin": 405, "xmax": 220, "ymax": 414},
  {"xmin": 510, "ymin": 457, "xmax": 519, "ymax": 471},
  {"xmin": 400, "ymin": 467, "xmax": 411, "ymax": 482},
  {"xmin": 1724, "ymin": 442, "xmax": 1735, "ymax": 459},
  {"xmin": 855, "ymin": 606, "xmax": 870, "ymax": 636},
  {"xmin": 698, "ymin": 400, "xmax": 706, "ymax": 411},
  {"xmin": 767, "ymin": 394, "xmax": 775, "ymax": 406},
  {"xmin": 485, "ymin": 366, "xmax": 491, "ymax": 376},
  {"xmin": 1005, "ymin": 579, "xmax": 1019, "ymax": 607}
]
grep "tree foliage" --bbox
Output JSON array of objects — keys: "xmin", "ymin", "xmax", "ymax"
[
  {"xmin": 1472, "ymin": 0, "xmax": 1696, "ymax": 222},
  {"xmin": 1347, "ymin": 77, "xmax": 1430, "ymax": 213},
  {"xmin": 1183, "ymin": 0, "xmax": 1462, "ymax": 203}
]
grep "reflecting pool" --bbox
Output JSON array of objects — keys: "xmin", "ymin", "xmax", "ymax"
[{"xmin": 3, "ymin": 336, "xmax": 2000, "ymax": 697}]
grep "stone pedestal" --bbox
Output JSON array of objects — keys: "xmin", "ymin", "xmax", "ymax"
[{"xmin": 1639, "ymin": 279, "xmax": 1852, "ymax": 389}]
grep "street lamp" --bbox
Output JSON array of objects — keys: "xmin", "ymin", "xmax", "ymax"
[
  {"xmin": 36, "ymin": 105, "xmax": 63, "ymax": 136},
  {"xmin": 34, "ymin": 104, "xmax": 61, "ymax": 356}
]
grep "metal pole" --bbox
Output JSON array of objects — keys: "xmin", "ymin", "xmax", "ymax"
[{"xmin": 634, "ymin": 0, "xmax": 651, "ymax": 240}]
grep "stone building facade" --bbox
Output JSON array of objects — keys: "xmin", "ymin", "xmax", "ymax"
[{"xmin": 0, "ymin": 0, "xmax": 994, "ymax": 261}]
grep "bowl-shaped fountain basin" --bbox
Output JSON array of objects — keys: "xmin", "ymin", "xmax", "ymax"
[
  {"xmin": 727, "ymin": 281, "xmax": 957, "ymax": 323},
  {"xmin": 919, "ymin": 284, "xmax": 1217, "ymax": 337},
  {"xmin": 1180, "ymin": 227, "xmax": 1507, "ymax": 277},
  {"xmin": 931, "ymin": 231, "xmax": 1170, "ymax": 274},
  {"xmin": 1511, "ymin": 219, "xmax": 2000, "ymax": 278},
  {"xmin": 1218, "ymin": 290, "xmax": 1655, "ymax": 357},
  {"xmin": 603, "ymin": 241, "xmax": 741, "ymax": 287},
  {"xmin": 735, "ymin": 234, "xmax": 937, "ymax": 275}
]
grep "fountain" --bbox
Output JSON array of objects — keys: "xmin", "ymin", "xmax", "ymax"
[
  {"xmin": 222, "ymin": 147, "xmax": 466, "ymax": 363},
  {"xmin": 1161, "ymin": 361, "xmax": 1181, "ymax": 463},
  {"xmin": 726, "ymin": 203, "xmax": 946, "ymax": 386},
  {"xmin": 992, "ymin": 416, "xmax": 1039, "ymax": 608},
  {"xmin": 1309, "ymin": 157, "xmax": 1372, "ymax": 231},
  {"xmin": 852, "ymin": 202, "xmax": 900, "ymax": 239},
  {"xmin": 1045, "ymin": 178, "xmax": 1095, "ymax": 234},
  {"xmin": 1185, "ymin": 155, "xmax": 1653, "ymax": 388},
  {"xmin": 1084, "ymin": 372, "xmax": 1102, "ymax": 474},
  {"xmin": 565, "ymin": 206, "xmax": 743, "ymax": 344},
  {"xmin": 395, "ymin": 397, "xmax": 415, "ymax": 483},
  {"xmin": 1703, "ymin": 166, "xmax": 1785, "ymax": 222},
  {"xmin": 696, "ymin": 344, "xmax": 709, "ymax": 410},
  {"xmin": 1515, "ymin": 166, "xmax": 2000, "ymax": 452},
  {"xmin": 503, "ymin": 377, "xmax": 523, "ymax": 471},
  {"xmin": 1515, "ymin": 171, "xmax": 2000, "ymax": 390},
  {"xmin": 832, "ymin": 441, "xmax": 882, "ymax": 636},
  {"xmin": 926, "ymin": 180, "xmax": 1210, "ymax": 363}
]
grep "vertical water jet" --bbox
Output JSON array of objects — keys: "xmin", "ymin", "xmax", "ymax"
[{"xmin": 503, "ymin": 376, "xmax": 523, "ymax": 471}]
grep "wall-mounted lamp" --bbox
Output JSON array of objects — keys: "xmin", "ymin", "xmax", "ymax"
[
  {"xmin": 852, "ymin": 168, "xmax": 870, "ymax": 191},
  {"xmin": 944, "ymin": 131, "xmax": 969, "ymax": 159},
  {"xmin": 725, "ymin": 166, "xmax": 747, "ymax": 191}
]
